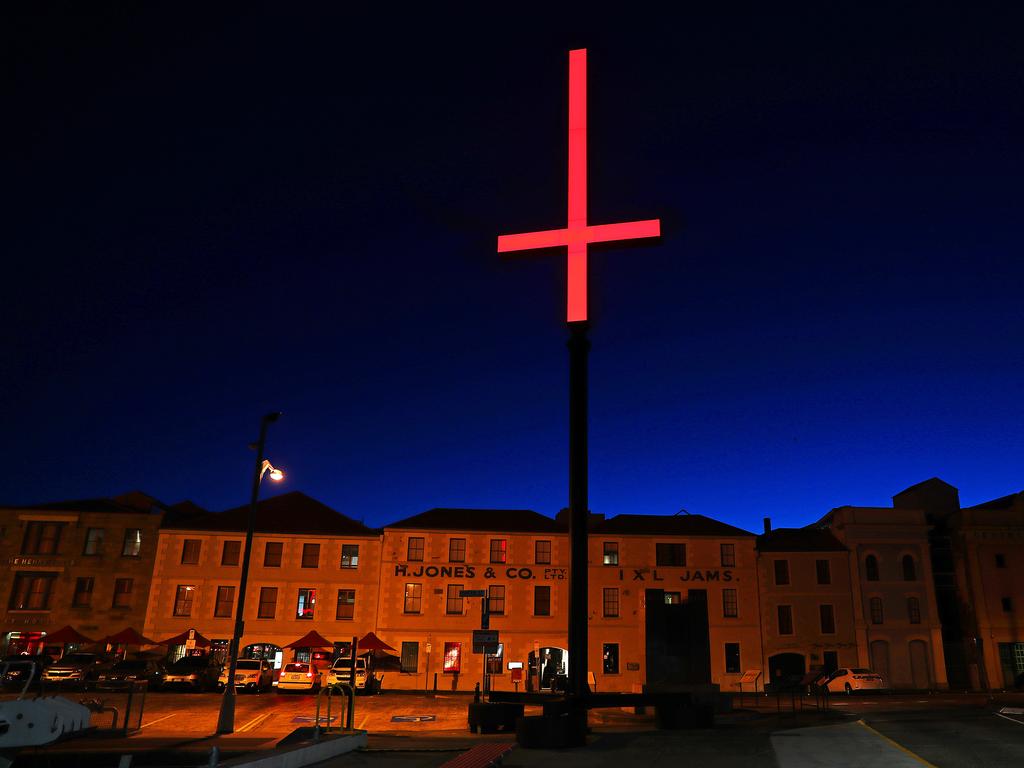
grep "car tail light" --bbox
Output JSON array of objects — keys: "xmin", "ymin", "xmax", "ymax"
[{"xmin": 306, "ymin": 672, "xmax": 313, "ymax": 678}]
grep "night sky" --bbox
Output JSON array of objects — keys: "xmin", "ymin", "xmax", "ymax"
[{"xmin": 6, "ymin": 4, "xmax": 1023, "ymax": 532}]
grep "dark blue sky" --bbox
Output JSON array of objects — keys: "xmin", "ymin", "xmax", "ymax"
[{"xmin": 5, "ymin": 4, "xmax": 1022, "ymax": 531}]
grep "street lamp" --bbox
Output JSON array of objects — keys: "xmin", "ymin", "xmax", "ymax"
[{"xmin": 216, "ymin": 412, "xmax": 284, "ymax": 735}]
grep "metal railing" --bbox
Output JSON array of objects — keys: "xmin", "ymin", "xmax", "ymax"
[{"xmin": 313, "ymin": 683, "xmax": 355, "ymax": 739}]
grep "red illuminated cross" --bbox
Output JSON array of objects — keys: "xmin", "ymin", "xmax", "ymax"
[{"xmin": 498, "ymin": 48, "xmax": 661, "ymax": 324}]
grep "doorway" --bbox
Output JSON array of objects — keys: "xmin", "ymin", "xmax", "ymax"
[{"xmin": 768, "ymin": 653, "xmax": 805, "ymax": 690}]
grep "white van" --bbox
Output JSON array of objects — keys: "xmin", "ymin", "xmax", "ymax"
[{"xmin": 328, "ymin": 656, "xmax": 368, "ymax": 691}]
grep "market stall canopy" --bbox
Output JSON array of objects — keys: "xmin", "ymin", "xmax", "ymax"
[
  {"xmin": 100, "ymin": 627, "xmax": 157, "ymax": 646},
  {"xmin": 156, "ymin": 629, "xmax": 211, "ymax": 647},
  {"xmin": 357, "ymin": 632, "xmax": 395, "ymax": 652},
  {"xmin": 44, "ymin": 625, "xmax": 94, "ymax": 645},
  {"xmin": 284, "ymin": 630, "xmax": 333, "ymax": 649}
]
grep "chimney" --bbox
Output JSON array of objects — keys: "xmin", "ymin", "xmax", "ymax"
[{"xmin": 763, "ymin": 517, "xmax": 772, "ymax": 534}]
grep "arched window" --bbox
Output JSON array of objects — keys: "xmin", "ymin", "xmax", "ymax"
[
  {"xmin": 869, "ymin": 596, "xmax": 884, "ymax": 624},
  {"xmin": 902, "ymin": 555, "xmax": 916, "ymax": 581},
  {"xmin": 865, "ymin": 555, "xmax": 879, "ymax": 581},
  {"xmin": 907, "ymin": 597, "xmax": 921, "ymax": 624}
]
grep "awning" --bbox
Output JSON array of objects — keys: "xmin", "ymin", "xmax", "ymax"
[
  {"xmin": 357, "ymin": 632, "xmax": 396, "ymax": 652},
  {"xmin": 44, "ymin": 625, "xmax": 95, "ymax": 645},
  {"xmin": 100, "ymin": 627, "xmax": 158, "ymax": 646},
  {"xmin": 156, "ymin": 629, "xmax": 211, "ymax": 647},
  {"xmin": 284, "ymin": 630, "xmax": 333, "ymax": 649}
]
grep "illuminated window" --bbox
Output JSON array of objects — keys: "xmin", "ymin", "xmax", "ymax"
[
  {"xmin": 22, "ymin": 521, "xmax": 64, "ymax": 555},
  {"xmin": 8, "ymin": 573, "xmax": 56, "ymax": 610},
  {"xmin": 664, "ymin": 591, "xmax": 682, "ymax": 605},
  {"xmin": 443, "ymin": 642, "xmax": 462, "ymax": 673},
  {"xmin": 336, "ymin": 589, "xmax": 355, "ymax": 620},
  {"xmin": 446, "ymin": 584, "xmax": 464, "ymax": 615},
  {"xmin": 486, "ymin": 643, "xmax": 504, "ymax": 674},
  {"xmin": 865, "ymin": 555, "xmax": 879, "ymax": 581},
  {"xmin": 488, "ymin": 585, "xmax": 505, "ymax": 616},
  {"xmin": 869, "ymin": 597, "xmax": 884, "ymax": 624},
  {"xmin": 535, "ymin": 540, "xmax": 552, "ymax": 565},
  {"xmin": 656, "ymin": 543, "xmax": 686, "ymax": 567},
  {"xmin": 72, "ymin": 577, "xmax": 94, "ymax": 607},
  {"xmin": 816, "ymin": 559, "xmax": 831, "ymax": 585},
  {"xmin": 112, "ymin": 578, "xmax": 133, "ymax": 608},
  {"xmin": 774, "ymin": 560, "xmax": 790, "ymax": 586},
  {"xmin": 173, "ymin": 585, "xmax": 195, "ymax": 617},
  {"xmin": 408, "ymin": 537, "xmax": 425, "ymax": 561},
  {"xmin": 449, "ymin": 538, "xmax": 466, "ymax": 563},
  {"xmin": 603, "ymin": 588, "xmax": 619, "ymax": 618},
  {"xmin": 296, "ymin": 588, "xmax": 316, "ymax": 620},
  {"xmin": 83, "ymin": 528, "xmax": 105, "ymax": 556},
  {"xmin": 720, "ymin": 543, "xmax": 735, "ymax": 567},
  {"xmin": 490, "ymin": 539, "xmax": 507, "ymax": 564},
  {"xmin": 214, "ymin": 586, "xmax": 235, "ymax": 618},
  {"xmin": 301, "ymin": 543, "xmax": 320, "ymax": 568},
  {"xmin": 122, "ymin": 529, "xmax": 142, "ymax": 557},
  {"xmin": 901, "ymin": 555, "xmax": 916, "ymax": 581},
  {"xmin": 777, "ymin": 605, "xmax": 793, "ymax": 635},
  {"xmin": 820, "ymin": 604, "xmax": 836, "ymax": 634},
  {"xmin": 907, "ymin": 597, "xmax": 921, "ymax": 624},
  {"xmin": 181, "ymin": 539, "xmax": 201, "ymax": 565},
  {"xmin": 534, "ymin": 585, "xmax": 551, "ymax": 616},
  {"xmin": 722, "ymin": 589, "xmax": 738, "ymax": 618},
  {"xmin": 400, "ymin": 642, "xmax": 418, "ymax": 673},
  {"xmin": 404, "ymin": 583, "xmax": 422, "ymax": 614},
  {"xmin": 603, "ymin": 542, "xmax": 619, "ymax": 566},
  {"xmin": 602, "ymin": 643, "xmax": 619, "ymax": 674},
  {"xmin": 725, "ymin": 643, "xmax": 741, "ymax": 674},
  {"xmin": 263, "ymin": 542, "xmax": 283, "ymax": 567},
  {"xmin": 221, "ymin": 540, "xmax": 241, "ymax": 566},
  {"xmin": 341, "ymin": 544, "xmax": 359, "ymax": 569},
  {"xmin": 257, "ymin": 587, "xmax": 277, "ymax": 618}
]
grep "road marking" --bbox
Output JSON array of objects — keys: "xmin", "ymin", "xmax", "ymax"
[
  {"xmin": 139, "ymin": 713, "xmax": 176, "ymax": 729},
  {"xmin": 999, "ymin": 707, "xmax": 1024, "ymax": 715},
  {"xmin": 857, "ymin": 720, "xmax": 939, "ymax": 768},
  {"xmin": 238, "ymin": 712, "xmax": 272, "ymax": 732},
  {"xmin": 996, "ymin": 713, "xmax": 1024, "ymax": 726},
  {"xmin": 357, "ymin": 715, "xmax": 368, "ymax": 730}
]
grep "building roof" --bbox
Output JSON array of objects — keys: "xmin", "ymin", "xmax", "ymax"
[
  {"xmin": 162, "ymin": 491, "xmax": 377, "ymax": 537},
  {"xmin": 757, "ymin": 528, "xmax": 847, "ymax": 552},
  {"xmin": 593, "ymin": 514, "xmax": 754, "ymax": 538},
  {"xmin": 385, "ymin": 508, "xmax": 564, "ymax": 534},
  {"xmin": 966, "ymin": 491, "xmax": 1023, "ymax": 511},
  {"xmin": 0, "ymin": 491, "xmax": 168, "ymax": 516}
]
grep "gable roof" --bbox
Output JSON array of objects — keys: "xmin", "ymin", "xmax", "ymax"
[
  {"xmin": 967, "ymin": 491, "xmax": 1023, "ymax": 511},
  {"xmin": 593, "ymin": 514, "xmax": 754, "ymax": 538},
  {"xmin": 385, "ymin": 508, "xmax": 563, "ymax": 534},
  {"xmin": 757, "ymin": 528, "xmax": 847, "ymax": 552},
  {"xmin": 162, "ymin": 491, "xmax": 377, "ymax": 537},
  {"xmin": 0, "ymin": 491, "xmax": 168, "ymax": 516}
]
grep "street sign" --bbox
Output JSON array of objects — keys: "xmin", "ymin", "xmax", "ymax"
[
  {"xmin": 459, "ymin": 589, "xmax": 486, "ymax": 598},
  {"xmin": 473, "ymin": 630, "xmax": 498, "ymax": 654}
]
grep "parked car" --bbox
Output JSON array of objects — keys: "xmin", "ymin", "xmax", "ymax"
[
  {"xmin": 218, "ymin": 659, "xmax": 275, "ymax": 692},
  {"xmin": 327, "ymin": 656, "xmax": 368, "ymax": 691},
  {"xmin": 276, "ymin": 662, "xmax": 320, "ymax": 693},
  {"xmin": 41, "ymin": 653, "xmax": 112, "ymax": 690},
  {"xmin": 162, "ymin": 655, "xmax": 222, "ymax": 692},
  {"xmin": 1, "ymin": 655, "xmax": 49, "ymax": 691},
  {"xmin": 94, "ymin": 659, "xmax": 167, "ymax": 690},
  {"xmin": 825, "ymin": 668, "xmax": 888, "ymax": 694}
]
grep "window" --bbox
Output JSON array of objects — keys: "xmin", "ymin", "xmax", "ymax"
[
  {"xmin": 301, "ymin": 543, "xmax": 320, "ymax": 568},
  {"xmin": 214, "ymin": 586, "xmax": 235, "ymax": 618},
  {"xmin": 446, "ymin": 584, "xmax": 464, "ymax": 615},
  {"xmin": 907, "ymin": 597, "xmax": 921, "ymax": 624},
  {"xmin": 488, "ymin": 585, "xmax": 506, "ymax": 616},
  {"xmin": 181, "ymin": 539, "xmax": 201, "ymax": 564},
  {"xmin": 816, "ymin": 559, "xmax": 831, "ymax": 585},
  {"xmin": 173, "ymin": 585, "xmax": 195, "ymax": 616},
  {"xmin": 221, "ymin": 540, "xmax": 241, "ymax": 566},
  {"xmin": 656, "ymin": 543, "xmax": 686, "ymax": 567},
  {"xmin": 122, "ymin": 529, "xmax": 142, "ymax": 557},
  {"xmin": 8, "ymin": 573, "xmax": 56, "ymax": 610},
  {"xmin": 336, "ymin": 589, "xmax": 355, "ymax": 620},
  {"xmin": 442, "ymin": 642, "xmax": 461, "ymax": 673},
  {"xmin": 534, "ymin": 585, "xmax": 551, "ymax": 616},
  {"xmin": 777, "ymin": 605, "xmax": 793, "ymax": 635},
  {"xmin": 83, "ymin": 528, "xmax": 105, "ymax": 555},
  {"xmin": 865, "ymin": 555, "xmax": 879, "ymax": 581},
  {"xmin": 603, "ymin": 588, "xmax": 620, "ymax": 618},
  {"xmin": 901, "ymin": 555, "xmax": 916, "ymax": 581},
  {"xmin": 341, "ymin": 544, "xmax": 359, "ymax": 569},
  {"xmin": 774, "ymin": 560, "xmax": 790, "ymax": 585},
  {"xmin": 257, "ymin": 587, "xmax": 277, "ymax": 618},
  {"xmin": 720, "ymin": 543, "xmax": 736, "ymax": 567},
  {"xmin": 112, "ymin": 578, "xmax": 133, "ymax": 608},
  {"xmin": 407, "ymin": 537, "xmax": 425, "ymax": 562},
  {"xmin": 296, "ymin": 588, "xmax": 316, "ymax": 620},
  {"xmin": 486, "ymin": 644, "xmax": 504, "ymax": 675},
  {"xmin": 602, "ymin": 643, "xmax": 619, "ymax": 674},
  {"xmin": 603, "ymin": 542, "xmax": 619, "ymax": 566},
  {"xmin": 21, "ymin": 521, "xmax": 64, "ymax": 554},
  {"xmin": 725, "ymin": 643, "xmax": 741, "ymax": 674},
  {"xmin": 995, "ymin": 553, "xmax": 1006, "ymax": 568},
  {"xmin": 665, "ymin": 591, "xmax": 682, "ymax": 605},
  {"xmin": 263, "ymin": 542, "xmax": 283, "ymax": 567},
  {"xmin": 820, "ymin": 604, "xmax": 836, "ymax": 634},
  {"xmin": 535, "ymin": 540, "xmax": 552, "ymax": 565},
  {"xmin": 723, "ymin": 588, "xmax": 738, "ymax": 618},
  {"xmin": 1002, "ymin": 597, "xmax": 1013, "ymax": 613},
  {"xmin": 72, "ymin": 577, "xmax": 94, "ymax": 607},
  {"xmin": 869, "ymin": 596, "xmax": 884, "ymax": 624},
  {"xmin": 490, "ymin": 539, "xmax": 507, "ymax": 564},
  {"xmin": 404, "ymin": 583, "xmax": 422, "ymax": 614},
  {"xmin": 449, "ymin": 538, "xmax": 466, "ymax": 563},
  {"xmin": 400, "ymin": 641, "xmax": 419, "ymax": 673}
]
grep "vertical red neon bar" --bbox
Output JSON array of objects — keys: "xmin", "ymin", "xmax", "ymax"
[{"xmin": 567, "ymin": 49, "xmax": 588, "ymax": 323}]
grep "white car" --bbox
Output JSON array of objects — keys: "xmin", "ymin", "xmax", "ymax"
[
  {"xmin": 825, "ymin": 668, "xmax": 888, "ymax": 694},
  {"xmin": 218, "ymin": 659, "xmax": 274, "ymax": 692},
  {"xmin": 276, "ymin": 662, "xmax": 320, "ymax": 693},
  {"xmin": 327, "ymin": 657, "xmax": 368, "ymax": 691}
]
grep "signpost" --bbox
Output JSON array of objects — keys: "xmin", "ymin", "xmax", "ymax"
[{"xmin": 497, "ymin": 48, "xmax": 662, "ymax": 738}]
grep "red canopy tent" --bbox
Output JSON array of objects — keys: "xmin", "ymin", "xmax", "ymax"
[
  {"xmin": 357, "ymin": 632, "xmax": 395, "ymax": 652},
  {"xmin": 284, "ymin": 630, "xmax": 333, "ymax": 649},
  {"xmin": 156, "ymin": 629, "xmax": 211, "ymax": 647},
  {"xmin": 44, "ymin": 625, "xmax": 94, "ymax": 645},
  {"xmin": 100, "ymin": 627, "xmax": 157, "ymax": 646}
]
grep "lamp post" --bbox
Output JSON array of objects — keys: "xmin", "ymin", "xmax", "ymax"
[{"xmin": 216, "ymin": 412, "xmax": 283, "ymax": 735}]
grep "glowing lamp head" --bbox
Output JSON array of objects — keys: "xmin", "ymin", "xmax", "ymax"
[{"xmin": 268, "ymin": 468, "xmax": 284, "ymax": 482}]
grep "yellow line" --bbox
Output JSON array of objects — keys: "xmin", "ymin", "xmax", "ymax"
[
  {"xmin": 139, "ymin": 713, "xmax": 176, "ymax": 729},
  {"xmin": 237, "ymin": 712, "xmax": 271, "ymax": 733},
  {"xmin": 856, "ymin": 719, "xmax": 939, "ymax": 768}
]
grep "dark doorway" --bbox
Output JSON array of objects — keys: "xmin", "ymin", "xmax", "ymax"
[
  {"xmin": 768, "ymin": 653, "xmax": 805, "ymax": 690},
  {"xmin": 645, "ymin": 589, "xmax": 711, "ymax": 687},
  {"xmin": 823, "ymin": 651, "xmax": 839, "ymax": 674}
]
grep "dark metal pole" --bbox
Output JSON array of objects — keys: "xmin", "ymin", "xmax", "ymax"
[
  {"xmin": 567, "ymin": 322, "xmax": 589, "ymax": 705},
  {"xmin": 217, "ymin": 412, "xmax": 280, "ymax": 735}
]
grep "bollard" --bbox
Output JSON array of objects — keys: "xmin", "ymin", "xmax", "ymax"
[
  {"xmin": 474, "ymin": 682, "xmax": 481, "ymax": 703},
  {"xmin": 208, "ymin": 746, "xmax": 219, "ymax": 768},
  {"xmin": 433, "ymin": 673, "xmax": 438, "ymax": 693}
]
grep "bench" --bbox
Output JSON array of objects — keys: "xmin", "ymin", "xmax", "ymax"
[{"xmin": 440, "ymin": 742, "xmax": 516, "ymax": 768}]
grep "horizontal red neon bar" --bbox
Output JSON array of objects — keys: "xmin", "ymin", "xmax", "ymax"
[{"xmin": 497, "ymin": 219, "xmax": 661, "ymax": 253}]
